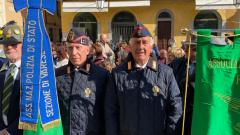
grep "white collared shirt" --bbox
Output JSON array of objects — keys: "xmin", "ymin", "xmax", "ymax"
[
  {"xmin": 135, "ymin": 59, "xmax": 149, "ymax": 69},
  {"xmin": 136, "ymin": 63, "xmax": 148, "ymax": 69},
  {"xmin": 5, "ymin": 60, "xmax": 21, "ymax": 82}
]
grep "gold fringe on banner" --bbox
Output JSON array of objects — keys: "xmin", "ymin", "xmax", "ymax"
[
  {"xmin": 19, "ymin": 121, "xmax": 37, "ymax": 131},
  {"xmin": 42, "ymin": 119, "xmax": 60, "ymax": 131}
]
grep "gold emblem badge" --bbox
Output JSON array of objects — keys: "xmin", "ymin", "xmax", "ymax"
[
  {"xmin": 152, "ymin": 60, "xmax": 157, "ymax": 70},
  {"xmin": 152, "ymin": 86, "xmax": 160, "ymax": 96},
  {"xmin": 84, "ymin": 88, "xmax": 92, "ymax": 98},
  {"xmin": 0, "ymin": 29, "xmax": 3, "ymax": 36},
  {"xmin": 6, "ymin": 29, "xmax": 12, "ymax": 38},
  {"xmin": 137, "ymin": 29, "xmax": 142, "ymax": 36},
  {"xmin": 67, "ymin": 30, "xmax": 74, "ymax": 41},
  {"xmin": 13, "ymin": 29, "xmax": 20, "ymax": 35}
]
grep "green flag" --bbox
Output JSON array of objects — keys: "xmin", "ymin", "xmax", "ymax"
[
  {"xmin": 23, "ymin": 118, "xmax": 63, "ymax": 135},
  {"xmin": 192, "ymin": 29, "xmax": 240, "ymax": 135}
]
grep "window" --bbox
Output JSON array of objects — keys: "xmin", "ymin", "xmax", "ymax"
[
  {"xmin": 72, "ymin": 13, "xmax": 97, "ymax": 42},
  {"xmin": 194, "ymin": 11, "xmax": 221, "ymax": 30},
  {"xmin": 157, "ymin": 11, "xmax": 173, "ymax": 49},
  {"xmin": 111, "ymin": 11, "xmax": 136, "ymax": 48}
]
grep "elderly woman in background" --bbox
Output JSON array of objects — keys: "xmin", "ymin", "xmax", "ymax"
[
  {"xmin": 167, "ymin": 47, "xmax": 185, "ymax": 64},
  {"xmin": 92, "ymin": 43, "xmax": 105, "ymax": 66},
  {"xmin": 174, "ymin": 48, "xmax": 185, "ymax": 58}
]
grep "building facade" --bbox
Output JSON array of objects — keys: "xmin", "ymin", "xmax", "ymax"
[
  {"xmin": 0, "ymin": 0, "xmax": 24, "ymax": 28},
  {"xmin": 61, "ymin": 0, "xmax": 240, "ymax": 49},
  {"xmin": 44, "ymin": 1, "xmax": 62, "ymax": 42}
]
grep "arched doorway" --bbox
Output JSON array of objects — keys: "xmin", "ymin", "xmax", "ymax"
[
  {"xmin": 194, "ymin": 11, "xmax": 222, "ymax": 35},
  {"xmin": 72, "ymin": 13, "xmax": 97, "ymax": 42},
  {"xmin": 111, "ymin": 11, "xmax": 136, "ymax": 48},
  {"xmin": 157, "ymin": 11, "xmax": 173, "ymax": 50}
]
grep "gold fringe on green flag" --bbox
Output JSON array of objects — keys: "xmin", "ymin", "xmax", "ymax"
[{"xmin": 23, "ymin": 118, "xmax": 63, "ymax": 135}]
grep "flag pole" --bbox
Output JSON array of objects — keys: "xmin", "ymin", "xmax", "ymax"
[{"xmin": 181, "ymin": 28, "xmax": 193, "ymax": 135}]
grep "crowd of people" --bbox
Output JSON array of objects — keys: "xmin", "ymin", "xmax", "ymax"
[
  {"xmin": 0, "ymin": 21, "xmax": 197, "ymax": 135},
  {"xmin": 51, "ymin": 34, "xmax": 192, "ymax": 74}
]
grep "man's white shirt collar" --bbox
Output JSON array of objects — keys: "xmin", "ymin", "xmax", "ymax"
[
  {"xmin": 9, "ymin": 60, "xmax": 21, "ymax": 68},
  {"xmin": 135, "ymin": 58, "xmax": 149, "ymax": 69}
]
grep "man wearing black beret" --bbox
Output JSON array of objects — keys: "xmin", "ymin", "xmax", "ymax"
[
  {"xmin": 105, "ymin": 23, "xmax": 182, "ymax": 135},
  {"xmin": 56, "ymin": 28, "xmax": 109, "ymax": 135}
]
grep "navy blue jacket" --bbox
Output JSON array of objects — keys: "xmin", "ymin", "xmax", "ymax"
[
  {"xmin": 56, "ymin": 62, "xmax": 109, "ymax": 135},
  {"xmin": 0, "ymin": 62, "xmax": 23, "ymax": 135},
  {"xmin": 168, "ymin": 57, "xmax": 187, "ymax": 87},
  {"xmin": 105, "ymin": 56, "xmax": 182, "ymax": 135},
  {"xmin": 0, "ymin": 58, "xmax": 7, "ymax": 65},
  {"xmin": 169, "ymin": 57, "xmax": 196, "ymax": 135}
]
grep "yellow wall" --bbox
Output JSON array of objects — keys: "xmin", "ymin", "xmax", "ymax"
[
  {"xmin": 61, "ymin": 0, "xmax": 239, "ymax": 47},
  {"xmin": 0, "ymin": 0, "xmax": 4, "ymax": 27},
  {"xmin": 225, "ymin": 9, "xmax": 240, "ymax": 29},
  {"xmin": 3, "ymin": 1, "xmax": 24, "ymax": 30}
]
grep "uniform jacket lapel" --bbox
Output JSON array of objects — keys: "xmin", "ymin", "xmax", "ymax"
[{"xmin": 0, "ymin": 63, "xmax": 7, "ymax": 128}]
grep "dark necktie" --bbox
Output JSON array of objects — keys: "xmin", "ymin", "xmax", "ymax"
[{"xmin": 2, "ymin": 64, "xmax": 16, "ymax": 115}]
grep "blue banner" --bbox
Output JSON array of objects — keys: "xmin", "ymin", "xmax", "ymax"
[
  {"xmin": 19, "ymin": 8, "xmax": 41, "ymax": 127},
  {"xmin": 39, "ymin": 10, "xmax": 60, "ymax": 128},
  {"xmin": 13, "ymin": 0, "xmax": 60, "ymax": 131}
]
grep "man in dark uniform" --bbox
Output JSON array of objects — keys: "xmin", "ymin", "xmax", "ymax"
[
  {"xmin": 56, "ymin": 29, "xmax": 109, "ymax": 135},
  {"xmin": 0, "ymin": 21, "xmax": 23, "ymax": 135},
  {"xmin": 105, "ymin": 23, "xmax": 182, "ymax": 135}
]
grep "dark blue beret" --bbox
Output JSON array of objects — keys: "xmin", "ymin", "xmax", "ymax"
[
  {"xmin": 66, "ymin": 28, "xmax": 90, "ymax": 45},
  {"xmin": 131, "ymin": 23, "xmax": 151, "ymax": 38}
]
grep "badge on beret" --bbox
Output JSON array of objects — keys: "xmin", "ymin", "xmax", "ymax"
[
  {"xmin": 14, "ymin": 29, "xmax": 20, "ymax": 35},
  {"xmin": 84, "ymin": 88, "xmax": 92, "ymax": 98},
  {"xmin": 137, "ymin": 29, "xmax": 142, "ymax": 36},
  {"xmin": 152, "ymin": 86, "xmax": 160, "ymax": 96},
  {"xmin": 6, "ymin": 29, "xmax": 12, "ymax": 38},
  {"xmin": 0, "ymin": 29, "xmax": 3, "ymax": 36},
  {"xmin": 67, "ymin": 30, "xmax": 74, "ymax": 41}
]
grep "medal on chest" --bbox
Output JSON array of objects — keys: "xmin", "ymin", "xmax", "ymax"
[
  {"xmin": 84, "ymin": 88, "xmax": 92, "ymax": 98},
  {"xmin": 152, "ymin": 85, "xmax": 160, "ymax": 96}
]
